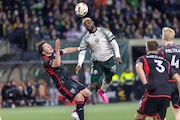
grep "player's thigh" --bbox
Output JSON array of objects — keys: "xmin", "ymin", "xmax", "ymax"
[
  {"xmin": 91, "ymin": 61, "xmax": 103, "ymax": 83},
  {"xmin": 103, "ymin": 57, "xmax": 116, "ymax": 77},
  {"xmin": 170, "ymin": 82, "xmax": 180, "ymax": 108},
  {"xmin": 157, "ymin": 98, "xmax": 170, "ymax": 119},
  {"xmin": 80, "ymin": 88, "xmax": 92, "ymax": 97}
]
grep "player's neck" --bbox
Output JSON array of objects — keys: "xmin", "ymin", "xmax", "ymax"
[{"xmin": 165, "ymin": 41, "xmax": 173, "ymax": 46}]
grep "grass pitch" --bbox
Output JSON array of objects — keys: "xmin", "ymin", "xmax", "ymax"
[{"xmin": 0, "ymin": 102, "xmax": 174, "ymax": 120}]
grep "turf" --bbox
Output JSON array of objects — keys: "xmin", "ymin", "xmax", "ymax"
[{"xmin": 0, "ymin": 102, "xmax": 174, "ymax": 120}]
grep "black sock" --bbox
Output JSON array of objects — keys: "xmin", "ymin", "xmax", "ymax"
[{"xmin": 76, "ymin": 101, "xmax": 84, "ymax": 120}]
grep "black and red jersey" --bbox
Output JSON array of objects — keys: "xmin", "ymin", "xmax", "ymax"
[
  {"xmin": 158, "ymin": 44, "xmax": 180, "ymax": 80},
  {"xmin": 41, "ymin": 50, "xmax": 69, "ymax": 90},
  {"xmin": 136, "ymin": 54, "xmax": 177, "ymax": 98}
]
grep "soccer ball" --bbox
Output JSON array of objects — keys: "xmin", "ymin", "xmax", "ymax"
[{"xmin": 75, "ymin": 2, "xmax": 88, "ymax": 17}]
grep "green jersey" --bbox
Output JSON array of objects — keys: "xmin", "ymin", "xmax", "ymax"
[{"xmin": 79, "ymin": 27, "xmax": 116, "ymax": 62}]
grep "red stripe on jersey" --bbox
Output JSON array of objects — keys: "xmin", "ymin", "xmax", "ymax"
[
  {"xmin": 148, "ymin": 93, "xmax": 171, "ymax": 99},
  {"xmin": 168, "ymin": 80, "xmax": 176, "ymax": 82},
  {"xmin": 142, "ymin": 56, "xmax": 150, "ymax": 81},
  {"xmin": 168, "ymin": 62, "xmax": 170, "ymax": 75},
  {"xmin": 139, "ymin": 93, "xmax": 148, "ymax": 112},
  {"xmin": 161, "ymin": 51, "xmax": 165, "ymax": 58},
  {"xmin": 42, "ymin": 56, "xmax": 54, "ymax": 75},
  {"xmin": 61, "ymin": 86, "xmax": 73, "ymax": 97},
  {"xmin": 43, "ymin": 56, "xmax": 63, "ymax": 90}
]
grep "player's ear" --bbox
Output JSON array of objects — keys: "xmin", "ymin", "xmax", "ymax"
[{"xmin": 42, "ymin": 50, "xmax": 45, "ymax": 55}]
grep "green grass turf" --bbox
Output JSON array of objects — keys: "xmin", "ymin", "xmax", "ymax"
[{"xmin": 0, "ymin": 102, "xmax": 174, "ymax": 120}]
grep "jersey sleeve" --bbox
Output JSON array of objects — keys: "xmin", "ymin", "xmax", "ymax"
[
  {"xmin": 60, "ymin": 50, "xmax": 63, "ymax": 55},
  {"xmin": 102, "ymin": 27, "xmax": 115, "ymax": 42},
  {"xmin": 135, "ymin": 56, "xmax": 144, "ymax": 64},
  {"xmin": 79, "ymin": 36, "xmax": 88, "ymax": 51}
]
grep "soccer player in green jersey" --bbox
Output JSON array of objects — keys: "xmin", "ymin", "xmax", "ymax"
[{"xmin": 75, "ymin": 17, "xmax": 122, "ymax": 104}]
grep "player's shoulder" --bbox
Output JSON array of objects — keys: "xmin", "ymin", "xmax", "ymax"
[
  {"xmin": 82, "ymin": 33, "xmax": 90, "ymax": 41},
  {"xmin": 98, "ymin": 27, "xmax": 109, "ymax": 31}
]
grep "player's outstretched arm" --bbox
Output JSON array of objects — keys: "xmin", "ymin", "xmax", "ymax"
[
  {"xmin": 110, "ymin": 40, "xmax": 122, "ymax": 64},
  {"xmin": 75, "ymin": 50, "xmax": 86, "ymax": 74},
  {"xmin": 62, "ymin": 47, "xmax": 79, "ymax": 54},
  {"xmin": 52, "ymin": 39, "xmax": 61, "ymax": 67}
]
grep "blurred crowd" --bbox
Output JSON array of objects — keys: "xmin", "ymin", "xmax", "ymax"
[
  {"xmin": 0, "ymin": 0, "xmax": 180, "ymax": 50},
  {"xmin": 0, "ymin": 79, "xmax": 52, "ymax": 108}
]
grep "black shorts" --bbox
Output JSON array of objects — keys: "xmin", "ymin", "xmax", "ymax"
[
  {"xmin": 137, "ymin": 94, "xmax": 170, "ymax": 119},
  {"xmin": 58, "ymin": 80, "xmax": 86, "ymax": 102},
  {"xmin": 170, "ymin": 82, "xmax": 180, "ymax": 108}
]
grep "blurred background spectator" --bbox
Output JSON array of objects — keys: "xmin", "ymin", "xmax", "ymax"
[
  {"xmin": 120, "ymin": 67, "xmax": 135, "ymax": 101},
  {"xmin": 0, "ymin": 0, "xmax": 179, "ymax": 51}
]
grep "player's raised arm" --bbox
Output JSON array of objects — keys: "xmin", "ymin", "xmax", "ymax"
[{"xmin": 51, "ymin": 39, "xmax": 61, "ymax": 67}]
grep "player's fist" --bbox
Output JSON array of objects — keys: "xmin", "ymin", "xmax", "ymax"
[
  {"xmin": 116, "ymin": 57, "xmax": 122, "ymax": 64},
  {"xmin": 55, "ymin": 39, "xmax": 60, "ymax": 49},
  {"xmin": 144, "ymin": 83, "xmax": 156, "ymax": 94},
  {"xmin": 75, "ymin": 65, "xmax": 81, "ymax": 74}
]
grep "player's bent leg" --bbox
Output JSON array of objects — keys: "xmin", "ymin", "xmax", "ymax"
[
  {"xmin": 134, "ymin": 112, "xmax": 146, "ymax": 120},
  {"xmin": 172, "ymin": 107, "xmax": 180, "ymax": 120},
  {"xmin": 80, "ymin": 88, "xmax": 92, "ymax": 98},
  {"xmin": 97, "ymin": 78, "xmax": 111, "ymax": 104}
]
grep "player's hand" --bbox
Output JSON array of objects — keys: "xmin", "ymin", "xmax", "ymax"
[
  {"xmin": 116, "ymin": 57, "xmax": 122, "ymax": 64},
  {"xmin": 144, "ymin": 83, "xmax": 156, "ymax": 94},
  {"xmin": 75, "ymin": 65, "xmax": 81, "ymax": 74},
  {"xmin": 55, "ymin": 39, "xmax": 60, "ymax": 50}
]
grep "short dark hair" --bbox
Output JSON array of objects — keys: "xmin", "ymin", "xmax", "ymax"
[
  {"xmin": 35, "ymin": 41, "xmax": 46, "ymax": 54},
  {"xmin": 146, "ymin": 39, "xmax": 159, "ymax": 51}
]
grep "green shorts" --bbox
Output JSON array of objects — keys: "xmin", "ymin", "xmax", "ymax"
[{"xmin": 91, "ymin": 57, "xmax": 116, "ymax": 83}]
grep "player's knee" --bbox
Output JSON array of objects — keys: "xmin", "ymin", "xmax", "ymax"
[
  {"xmin": 81, "ymin": 88, "xmax": 92, "ymax": 97},
  {"xmin": 74, "ymin": 93, "xmax": 85, "ymax": 102},
  {"xmin": 134, "ymin": 113, "xmax": 145, "ymax": 120},
  {"xmin": 90, "ymin": 82, "xmax": 98, "ymax": 90},
  {"xmin": 105, "ymin": 77, "xmax": 112, "ymax": 84}
]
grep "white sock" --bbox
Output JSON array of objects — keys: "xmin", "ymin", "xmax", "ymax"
[{"xmin": 100, "ymin": 79, "xmax": 110, "ymax": 92}]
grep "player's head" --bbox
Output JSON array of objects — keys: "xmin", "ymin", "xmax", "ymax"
[
  {"xmin": 36, "ymin": 41, "xmax": 54, "ymax": 56},
  {"xmin": 162, "ymin": 27, "xmax": 175, "ymax": 42},
  {"xmin": 145, "ymin": 39, "xmax": 159, "ymax": 54},
  {"xmin": 82, "ymin": 17, "xmax": 96, "ymax": 33}
]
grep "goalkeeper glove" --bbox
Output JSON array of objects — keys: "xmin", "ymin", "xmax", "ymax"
[{"xmin": 144, "ymin": 83, "xmax": 156, "ymax": 94}]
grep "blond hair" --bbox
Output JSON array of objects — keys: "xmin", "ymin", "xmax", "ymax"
[
  {"xmin": 82, "ymin": 17, "xmax": 92, "ymax": 25},
  {"xmin": 162, "ymin": 27, "xmax": 175, "ymax": 41}
]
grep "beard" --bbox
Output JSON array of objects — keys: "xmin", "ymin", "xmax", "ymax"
[{"xmin": 87, "ymin": 25, "xmax": 95, "ymax": 33}]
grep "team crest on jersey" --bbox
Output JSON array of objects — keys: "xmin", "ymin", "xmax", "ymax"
[
  {"xmin": 92, "ymin": 69, "xmax": 98, "ymax": 75},
  {"xmin": 110, "ymin": 65, "xmax": 116, "ymax": 73},
  {"xmin": 95, "ymin": 38, "xmax": 99, "ymax": 43},
  {"xmin": 70, "ymin": 88, "xmax": 76, "ymax": 94}
]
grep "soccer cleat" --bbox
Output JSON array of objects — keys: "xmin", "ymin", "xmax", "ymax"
[
  {"xmin": 97, "ymin": 89, "xmax": 109, "ymax": 104},
  {"xmin": 71, "ymin": 108, "xmax": 80, "ymax": 120}
]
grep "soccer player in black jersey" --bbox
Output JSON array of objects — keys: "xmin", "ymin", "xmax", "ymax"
[
  {"xmin": 36, "ymin": 39, "xmax": 91, "ymax": 120},
  {"xmin": 135, "ymin": 39, "xmax": 180, "ymax": 120},
  {"xmin": 158, "ymin": 27, "xmax": 180, "ymax": 120}
]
